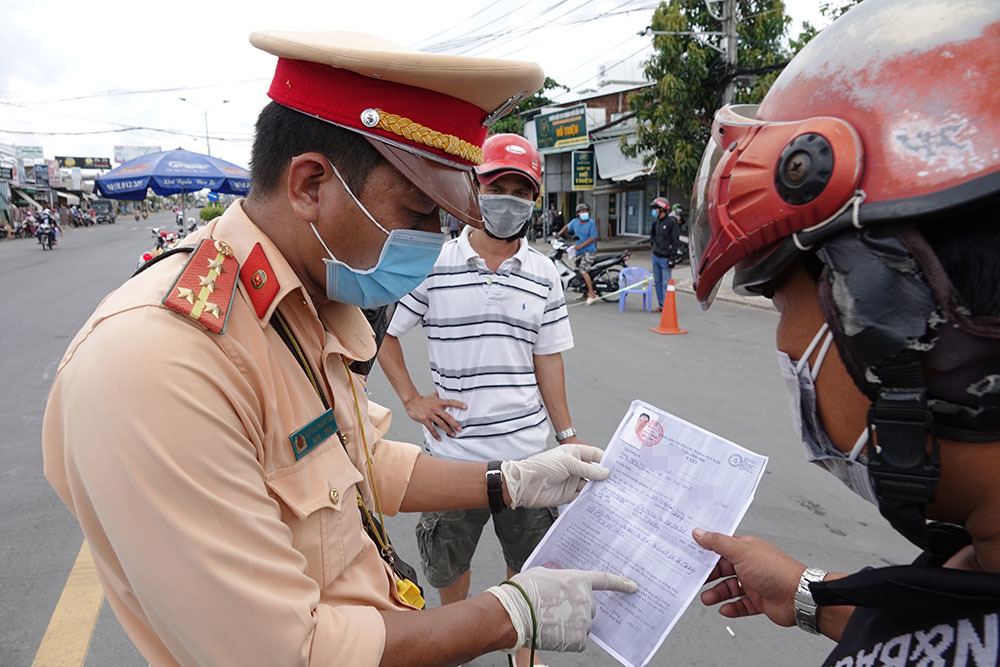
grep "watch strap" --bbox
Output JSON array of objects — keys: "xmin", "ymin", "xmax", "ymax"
[
  {"xmin": 554, "ymin": 427, "xmax": 577, "ymax": 443},
  {"xmin": 486, "ymin": 460, "xmax": 506, "ymax": 515},
  {"xmin": 794, "ymin": 567, "xmax": 828, "ymax": 634}
]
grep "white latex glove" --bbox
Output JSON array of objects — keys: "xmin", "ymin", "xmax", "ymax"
[
  {"xmin": 502, "ymin": 444, "xmax": 608, "ymax": 509},
  {"xmin": 486, "ymin": 567, "xmax": 638, "ymax": 652}
]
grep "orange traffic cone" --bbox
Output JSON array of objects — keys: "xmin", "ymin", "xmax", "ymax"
[{"xmin": 651, "ymin": 278, "xmax": 688, "ymax": 335}]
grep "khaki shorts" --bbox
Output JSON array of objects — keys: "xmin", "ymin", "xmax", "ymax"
[
  {"xmin": 576, "ymin": 252, "xmax": 595, "ymax": 272},
  {"xmin": 416, "ymin": 506, "xmax": 557, "ymax": 588}
]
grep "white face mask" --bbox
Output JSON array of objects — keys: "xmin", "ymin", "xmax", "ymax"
[
  {"xmin": 478, "ymin": 194, "xmax": 534, "ymax": 239},
  {"xmin": 776, "ymin": 322, "xmax": 878, "ymax": 504}
]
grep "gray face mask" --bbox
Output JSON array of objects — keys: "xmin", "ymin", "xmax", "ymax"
[
  {"xmin": 478, "ymin": 194, "xmax": 534, "ymax": 239},
  {"xmin": 776, "ymin": 322, "xmax": 878, "ymax": 505}
]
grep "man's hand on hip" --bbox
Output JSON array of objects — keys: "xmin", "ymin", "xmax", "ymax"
[{"xmin": 403, "ymin": 393, "xmax": 467, "ymax": 440}]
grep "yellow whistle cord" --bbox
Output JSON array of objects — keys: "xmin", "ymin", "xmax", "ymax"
[
  {"xmin": 342, "ymin": 358, "xmax": 389, "ymax": 550},
  {"xmin": 343, "ymin": 359, "xmax": 424, "ymax": 609}
]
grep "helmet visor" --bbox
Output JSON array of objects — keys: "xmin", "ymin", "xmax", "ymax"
[
  {"xmin": 366, "ymin": 137, "xmax": 484, "ymax": 228},
  {"xmin": 689, "ymin": 103, "xmax": 865, "ymax": 310},
  {"xmin": 689, "ymin": 138, "xmax": 725, "ymax": 309}
]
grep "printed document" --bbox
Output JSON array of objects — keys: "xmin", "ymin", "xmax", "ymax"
[{"xmin": 523, "ymin": 400, "xmax": 767, "ymax": 667}]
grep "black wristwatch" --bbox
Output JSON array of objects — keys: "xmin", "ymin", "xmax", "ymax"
[{"xmin": 486, "ymin": 460, "xmax": 506, "ymax": 515}]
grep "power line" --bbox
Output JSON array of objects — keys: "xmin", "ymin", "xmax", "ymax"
[
  {"xmin": 476, "ymin": 0, "xmax": 656, "ymax": 60},
  {"xmin": 410, "ymin": 0, "xmax": 533, "ymax": 48},
  {"xmin": 559, "ymin": 39, "xmax": 652, "ymax": 91},
  {"xmin": 0, "ymin": 78, "xmax": 267, "ymax": 106},
  {"xmin": 423, "ymin": 0, "xmax": 580, "ymax": 54},
  {"xmin": 423, "ymin": 0, "xmax": 657, "ymax": 63}
]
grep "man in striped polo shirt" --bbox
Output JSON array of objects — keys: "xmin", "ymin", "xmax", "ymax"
[{"xmin": 380, "ymin": 133, "xmax": 581, "ymax": 666}]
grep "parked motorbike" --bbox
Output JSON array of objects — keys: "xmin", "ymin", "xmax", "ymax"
[
  {"xmin": 547, "ymin": 237, "xmax": 630, "ymax": 301},
  {"xmin": 152, "ymin": 227, "xmax": 182, "ymax": 251},
  {"xmin": 15, "ymin": 218, "xmax": 36, "ymax": 239},
  {"xmin": 670, "ymin": 235, "xmax": 690, "ymax": 267},
  {"xmin": 137, "ymin": 228, "xmax": 182, "ymax": 269}
]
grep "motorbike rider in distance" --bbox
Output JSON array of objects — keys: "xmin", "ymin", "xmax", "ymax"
[
  {"xmin": 649, "ymin": 197, "xmax": 681, "ymax": 313},
  {"xmin": 557, "ymin": 202, "xmax": 599, "ymax": 304}
]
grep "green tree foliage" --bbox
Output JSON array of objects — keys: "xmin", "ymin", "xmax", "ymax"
[
  {"xmin": 200, "ymin": 205, "xmax": 225, "ymax": 222},
  {"xmin": 490, "ymin": 77, "xmax": 569, "ymax": 136},
  {"xmin": 623, "ymin": 0, "xmax": 791, "ymax": 195}
]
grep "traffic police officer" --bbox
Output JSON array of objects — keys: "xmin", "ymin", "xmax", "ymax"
[{"xmin": 43, "ymin": 31, "xmax": 634, "ymax": 666}]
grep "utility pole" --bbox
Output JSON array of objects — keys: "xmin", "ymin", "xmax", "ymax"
[
  {"xmin": 721, "ymin": 0, "xmax": 739, "ymax": 105},
  {"xmin": 645, "ymin": 0, "xmax": 739, "ymax": 104}
]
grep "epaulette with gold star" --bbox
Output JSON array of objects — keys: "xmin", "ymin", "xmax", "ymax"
[{"xmin": 162, "ymin": 239, "xmax": 239, "ymax": 334}]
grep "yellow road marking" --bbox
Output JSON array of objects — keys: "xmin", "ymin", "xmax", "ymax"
[{"xmin": 32, "ymin": 540, "xmax": 104, "ymax": 667}]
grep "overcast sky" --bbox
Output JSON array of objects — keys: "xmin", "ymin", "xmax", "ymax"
[{"xmin": 0, "ymin": 0, "xmax": 827, "ymax": 171}]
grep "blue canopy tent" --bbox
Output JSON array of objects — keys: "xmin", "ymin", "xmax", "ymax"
[{"xmin": 95, "ymin": 148, "xmax": 249, "ymax": 222}]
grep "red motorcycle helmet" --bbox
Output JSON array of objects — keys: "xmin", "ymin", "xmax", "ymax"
[
  {"xmin": 690, "ymin": 0, "xmax": 1000, "ymax": 552},
  {"xmin": 651, "ymin": 196, "xmax": 669, "ymax": 211},
  {"xmin": 476, "ymin": 133, "xmax": 542, "ymax": 196},
  {"xmin": 689, "ymin": 0, "xmax": 1000, "ymax": 309}
]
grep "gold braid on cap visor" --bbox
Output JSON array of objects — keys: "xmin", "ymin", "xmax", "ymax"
[{"xmin": 373, "ymin": 108, "xmax": 483, "ymax": 165}]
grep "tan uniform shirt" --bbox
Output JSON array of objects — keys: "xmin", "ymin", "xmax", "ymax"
[{"xmin": 43, "ymin": 202, "xmax": 422, "ymax": 666}]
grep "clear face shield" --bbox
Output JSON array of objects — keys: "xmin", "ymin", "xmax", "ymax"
[
  {"xmin": 688, "ymin": 104, "xmax": 864, "ymax": 309},
  {"xmin": 688, "ymin": 138, "xmax": 725, "ymax": 309}
]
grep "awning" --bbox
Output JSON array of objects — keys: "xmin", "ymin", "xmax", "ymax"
[
  {"xmin": 593, "ymin": 139, "xmax": 654, "ymax": 182},
  {"xmin": 12, "ymin": 188, "xmax": 43, "ymax": 210},
  {"xmin": 56, "ymin": 190, "xmax": 80, "ymax": 205}
]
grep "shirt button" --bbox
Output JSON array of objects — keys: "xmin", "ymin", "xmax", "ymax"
[
  {"xmin": 329, "ymin": 487, "xmax": 340, "ymax": 504},
  {"xmin": 342, "ymin": 432, "xmax": 350, "ymax": 445}
]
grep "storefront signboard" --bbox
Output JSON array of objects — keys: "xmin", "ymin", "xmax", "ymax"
[
  {"xmin": 535, "ymin": 104, "xmax": 588, "ymax": 150},
  {"xmin": 572, "ymin": 150, "xmax": 594, "ymax": 190},
  {"xmin": 57, "ymin": 156, "xmax": 112, "ymax": 169}
]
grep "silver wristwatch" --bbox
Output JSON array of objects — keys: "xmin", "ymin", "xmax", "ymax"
[
  {"xmin": 794, "ymin": 567, "xmax": 828, "ymax": 634},
  {"xmin": 554, "ymin": 427, "xmax": 577, "ymax": 443}
]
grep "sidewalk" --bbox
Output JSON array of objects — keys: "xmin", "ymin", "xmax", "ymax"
[{"xmin": 527, "ymin": 236, "xmax": 776, "ymax": 312}]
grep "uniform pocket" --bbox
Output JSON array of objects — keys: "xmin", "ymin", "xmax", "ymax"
[{"xmin": 265, "ymin": 444, "xmax": 365, "ymax": 589}]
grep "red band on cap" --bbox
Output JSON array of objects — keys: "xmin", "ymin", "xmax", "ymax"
[{"xmin": 267, "ymin": 58, "xmax": 488, "ymax": 167}]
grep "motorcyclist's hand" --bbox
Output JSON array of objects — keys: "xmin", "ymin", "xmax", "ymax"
[
  {"xmin": 502, "ymin": 444, "xmax": 608, "ymax": 508},
  {"xmin": 486, "ymin": 567, "xmax": 637, "ymax": 652},
  {"xmin": 692, "ymin": 529, "xmax": 806, "ymax": 627},
  {"xmin": 402, "ymin": 392, "xmax": 466, "ymax": 440}
]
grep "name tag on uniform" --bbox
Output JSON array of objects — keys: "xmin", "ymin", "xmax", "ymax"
[{"xmin": 288, "ymin": 408, "xmax": 339, "ymax": 460}]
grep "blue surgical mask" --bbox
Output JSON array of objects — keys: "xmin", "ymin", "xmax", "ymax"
[
  {"xmin": 310, "ymin": 161, "xmax": 445, "ymax": 308},
  {"xmin": 651, "ymin": 208, "xmax": 659, "ymax": 219},
  {"xmin": 776, "ymin": 322, "xmax": 877, "ymax": 504},
  {"xmin": 578, "ymin": 212, "xmax": 590, "ymax": 221}
]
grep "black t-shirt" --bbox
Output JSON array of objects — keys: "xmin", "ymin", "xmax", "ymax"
[{"xmin": 813, "ymin": 552, "xmax": 1000, "ymax": 666}]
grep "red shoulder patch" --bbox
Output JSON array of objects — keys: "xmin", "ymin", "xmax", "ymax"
[
  {"xmin": 162, "ymin": 239, "xmax": 239, "ymax": 334},
  {"xmin": 239, "ymin": 242, "xmax": 281, "ymax": 319}
]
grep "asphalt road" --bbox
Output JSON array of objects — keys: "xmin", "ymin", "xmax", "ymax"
[{"xmin": 0, "ymin": 212, "xmax": 918, "ymax": 666}]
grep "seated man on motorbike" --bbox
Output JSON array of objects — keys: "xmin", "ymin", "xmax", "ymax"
[{"xmin": 557, "ymin": 203, "xmax": 599, "ymax": 304}]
